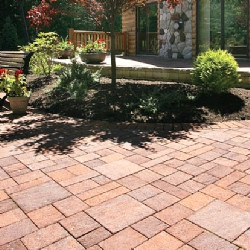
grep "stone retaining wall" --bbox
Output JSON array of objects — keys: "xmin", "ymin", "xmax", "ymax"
[
  {"xmin": 52, "ymin": 58, "xmax": 250, "ymax": 89},
  {"xmin": 87, "ymin": 65, "xmax": 250, "ymax": 89}
]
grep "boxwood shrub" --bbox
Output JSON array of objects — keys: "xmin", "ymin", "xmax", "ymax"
[{"xmin": 192, "ymin": 49, "xmax": 240, "ymax": 93}]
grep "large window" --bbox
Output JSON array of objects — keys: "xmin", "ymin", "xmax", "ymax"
[
  {"xmin": 136, "ymin": 3, "xmax": 158, "ymax": 54},
  {"xmin": 197, "ymin": 0, "xmax": 249, "ymax": 57}
]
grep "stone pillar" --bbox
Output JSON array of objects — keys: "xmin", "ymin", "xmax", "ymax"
[{"xmin": 159, "ymin": 0, "xmax": 193, "ymax": 59}]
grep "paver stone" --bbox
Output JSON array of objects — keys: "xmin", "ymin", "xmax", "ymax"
[
  {"xmin": 86, "ymin": 195, "xmax": 154, "ymax": 233},
  {"xmin": 189, "ymin": 200, "xmax": 250, "ymax": 241},
  {"xmin": 94, "ymin": 160, "xmax": 144, "ymax": 180},
  {"xmin": 189, "ymin": 232, "xmax": 238, "ymax": 250},
  {"xmin": 11, "ymin": 181, "xmax": 71, "ymax": 212}
]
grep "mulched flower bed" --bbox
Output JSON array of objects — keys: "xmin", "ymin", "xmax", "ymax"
[{"xmin": 27, "ymin": 75, "xmax": 250, "ymax": 123}]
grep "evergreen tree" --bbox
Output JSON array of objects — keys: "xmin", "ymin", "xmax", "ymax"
[{"xmin": 0, "ymin": 17, "xmax": 19, "ymax": 50}]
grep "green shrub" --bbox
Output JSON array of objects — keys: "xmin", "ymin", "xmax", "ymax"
[
  {"xmin": 20, "ymin": 32, "xmax": 61, "ymax": 76},
  {"xmin": 127, "ymin": 85, "xmax": 190, "ymax": 121},
  {"xmin": 0, "ymin": 17, "xmax": 18, "ymax": 50},
  {"xmin": 55, "ymin": 60, "xmax": 101, "ymax": 99},
  {"xmin": 191, "ymin": 49, "xmax": 240, "ymax": 93}
]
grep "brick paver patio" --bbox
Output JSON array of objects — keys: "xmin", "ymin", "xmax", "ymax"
[{"xmin": 0, "ymin": 109, "xmax": 250, "ymax": 249}]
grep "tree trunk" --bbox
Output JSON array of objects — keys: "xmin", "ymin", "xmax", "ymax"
[{"xmin": 18, "ymin": 0, "xmax": 30, "ymax": 43}]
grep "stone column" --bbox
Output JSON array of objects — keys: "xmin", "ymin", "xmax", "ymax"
[{"xmin": 159, "ymin": 0, "xmax": 193, "ymax": 59}]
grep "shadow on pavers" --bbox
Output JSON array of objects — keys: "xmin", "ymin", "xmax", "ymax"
[{"xmin": 0, "ymin": 109, "xmax": 201, "ymax": 154}]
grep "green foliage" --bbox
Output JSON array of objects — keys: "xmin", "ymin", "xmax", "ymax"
[
  {"xmin": 0, "ymin": 68, "xmax": 30, "ymax": 97},
  {"xmin": 55, "ymin": 60, "xmax": 101, "ymax": 99},
  {"xmin": 76, "ymin": 38, "xmax": 106, "ymax": 54},
  {"xmin": 139, "ymin": 92, "xmax": 159, "ymax": 115},
  {"xmin": 20, "ymin": 32, "xmax": 61, "ymax": 76},
  {"xmin": 101, "ymin": 14, "xmax": 122, "ymax": 32},
  {"xmin": 56, "ymin": 37, "xmax": 74, "ymax": 51},
  {"xmin": 128, "ymin": 85, "xmax": 189, "ymax": 121},
  {"xmin": 210, "ymin": 0, "xmax": 247, "ymax": 49},
  {"xmin": 192, "ymin": 50, "xmax": 240, "ymax": 93},
  {"xmin": 29, "ymin": 53, "xmax": 64, "ymax": 75},
  {"xmin": 0, "ymin": 17, "xmax": 19, "ymax": 50}
]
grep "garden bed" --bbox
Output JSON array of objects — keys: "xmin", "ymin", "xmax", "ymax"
[{"xmin": 27, "ymin": 74, "xmax": 250, "ymax": 123}]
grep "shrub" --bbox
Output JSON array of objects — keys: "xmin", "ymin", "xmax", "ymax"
[
  {"xmin": 127, "ymin": 85, "xmax": 190, "ymax": 121},
  {"xmin": 0, "ymin": 17, "xmax": 18, "ymax": 50},
  {"xmin": 191, "ymin": 49, "xmax": 240, "ymax": 93},
  {"xmin": 55, "ymin": 60, "xmax": 101, "ymax": 99},
  {"xmin": 20, "ymin": 32, "xmax": 61, "ymax": 76}
]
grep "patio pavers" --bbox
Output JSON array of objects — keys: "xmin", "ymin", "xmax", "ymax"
[
  {"xmin": 189, "ymin": 200, "xmax": 250, "ymax": 241},
  {"xmin": 99, "ymin": 227, "xmax": 147, "ymax": 250},
  {"xmin": 86, "ymin": 195, "xmax": 154, "ymax": 233},
  {"xmin": 189, "ymin": 232, "xmax": 238, "ymax": 250},
  {"xmin": 60, "ymin": 212, "xmax": 100, "ymax": 238},
  {"xmin": 10, "ymin": 181, "xmax": 71, "ymax": 212},
  {"xmin": 0, "ymin": 110, "xmax": 250, "ymax": 249},
  {"xmin": 0, "ymin": 218, "xmax": 37, "ymax": 246},
  {"xmin": 94, "ymin": 159, "xmax": 144, "ymax": 180},
  {"xmin": 21, "ymin": 223, "xmax": 69, "ymax": 250},
  {"xmin": 134, "ymin": 231, "xmax": 184, "ymax": 250}
]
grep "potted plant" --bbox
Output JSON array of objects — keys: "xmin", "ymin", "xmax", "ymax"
[
  {"xmin": 0, "ymin": 68, "xmax": 31, "ymax": 114},
  {"xmin": 76, "ymin": 38, "xmax": 107, "ymax": 64},
  {"xmin": 56, "ymin": 37, "xmax": 75, "ymax": 59}
]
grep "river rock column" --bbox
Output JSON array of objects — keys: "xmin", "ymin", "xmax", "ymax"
[{"xmin": 159, "ymin": 0, "xmax": 193, "ymax": 59}]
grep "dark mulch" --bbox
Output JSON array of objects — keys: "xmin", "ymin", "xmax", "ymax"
[{"xmin": 26, "ymin": 74, "xmax": 250, "ymax": 123}]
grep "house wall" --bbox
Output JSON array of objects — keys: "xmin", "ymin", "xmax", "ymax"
[
  {"xmin": 122, "ymin": 8, "xmax": 136, "ymax": 55},
  {"xmin": 122, "ymin": 0, "xmax": 250, "ymax": 59},
  {"xmin": 122, "ymin": 0, "xmax": 158, "ymax": 55}
]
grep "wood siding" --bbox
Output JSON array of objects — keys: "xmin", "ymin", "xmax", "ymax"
[{"xmin": 122, "ymin": 9, "xmax": 137, "ymax": 55}]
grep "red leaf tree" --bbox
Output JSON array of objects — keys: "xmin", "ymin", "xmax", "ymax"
[{"xmin": 27, "ymin": 0, "xmax": 59, "ymax": 30}]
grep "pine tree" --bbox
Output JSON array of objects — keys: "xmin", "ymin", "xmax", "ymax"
[{"xmin": 1, "ymin": 17, "xmax": 19, "ymax": 50}]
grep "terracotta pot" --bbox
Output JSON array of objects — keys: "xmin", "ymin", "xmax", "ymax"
[
  {"xmin": 80, "ymin": 52, "xmax": 106, "ymax": 64},
  {"xmin": 8, "ymin": 96, "xmax": 30, "ymax": 114}
]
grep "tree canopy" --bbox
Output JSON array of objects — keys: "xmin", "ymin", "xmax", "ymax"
[{"xmin": 26, "ymin": 0, "xmax": 183, "ymax": 31}]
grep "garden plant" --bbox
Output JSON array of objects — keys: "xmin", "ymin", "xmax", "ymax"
[
  {"xmin": 0, "ymin": 68, "xmax": 29, "ymax": 97},
  {"xmin": 52, "ymin": 60, "xmax": 101, "ymax": 100},
  {"xmin": 20, "ymin": 32, "xmax": 63, "ymax": 77},
  {"xmin": 191, "ymin": 49, "xmax": 241, "ymax": 93}
]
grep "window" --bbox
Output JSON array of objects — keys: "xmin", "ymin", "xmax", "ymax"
[{"xmin": 197, "ymin": 0, "xmax": 248, "ymax": 57}]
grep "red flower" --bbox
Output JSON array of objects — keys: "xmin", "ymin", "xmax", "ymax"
[
  {"xmin": 15, "ymin": 69, "xmax": 23, "ymax": 79},
  {"xmin": 97, "ymin": 38, "xmax": 105, "ymax": 44},
  {"xmin": 0, "ymin": 68, "xmax": 7, "ymax": 75}
]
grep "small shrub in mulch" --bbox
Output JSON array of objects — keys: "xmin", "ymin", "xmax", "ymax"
[{"xmin": 27, "ymin": 74, "xmax": 250, "ymax": 123}]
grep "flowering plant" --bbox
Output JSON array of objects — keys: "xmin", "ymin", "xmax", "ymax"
[
  {"xmin": 76, "ymin": 38, "xmax": 106, "ymax": 54},
  {"xmin": 0, "ymin": 68, "xmax": 30, "ymax": 97},
  {"xmin": 56, "ymin": 38, "xmax": 74, "ymax": 51}
]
